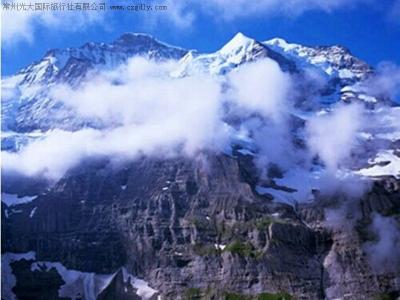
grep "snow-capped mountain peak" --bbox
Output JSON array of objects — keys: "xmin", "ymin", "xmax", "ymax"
[
  {"xmin": 218, "ymin": 32, "xmax": 257, "ymax": 56},
  {"xmin": 265, "ymin": 37, "xmax": 300, "ymax": 51},
  {"xmin": 15, "ymin": 33, "xmax": 188, "ymax": 88},
  {"xmin": 173, "ymin": 33, "xmax": 296, "ymax": 77},
  {"xmin": 111, "ymin": 32, "xmax": 187, "ymax": 54},
  {"xmin": 0, "ymin": 32, "xmax": 387, "ymax": 136},
  {"xmin": 1, "ymin": 33, "xmax": 190, "ymax": 132},
  {"xmin": 264, "ymin": 37, "xmax": 372, "ymax": 81},
  {"xmin": 114, "ymin": 32, "xmax": 156, "ymax": 43}
]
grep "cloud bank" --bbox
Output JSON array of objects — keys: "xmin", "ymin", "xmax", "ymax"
[
  {"xmin": 3, "ymin": 57, "xmax": 296, "ymax": 180},
  {"xmin": 1, "ymin": 1, "xmax": 104, "ymax": 46},
  {"xmin": 2, "ymin": 54, "xmax": 382, "ymax": 203},
  {"xmin": 364, "ymin": 214, "xmax": 400, "ymax": 274},
  {"xmin": 306, "ymin": 103, "xmax": 364, "ymax": 172},
  {"xmin": 361, "ymin": 62, "xmax": 400, "ymax": 103}
]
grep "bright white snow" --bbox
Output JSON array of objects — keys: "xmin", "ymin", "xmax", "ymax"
[
  {"xmin": 29, "ymin": 262, "xmax": 158, "ymax": 300},
  {"xmin": 214, "ymin": 244, "xmax": 226, "ymax": 251},
  {"xmin": 1, "ymin": 193, "xmax": 37, "ymax": 207},
  {"xmin": 31, "ymin": 262, "xmax": 114, "ymax": 299},
  {"xmin": 122, "ymin": 267, "xmax": 158, "ymax": 299},
  {"xmin": 356, "ymin": 150, "xmax": 400, "ymax": 178},
  {"xmin": 1, "ymin": 252, "xmax": 158, "ymax": 300},
  {"xmin": 29, "ymin": 207, "xmax": 37, "ymax": 218}
]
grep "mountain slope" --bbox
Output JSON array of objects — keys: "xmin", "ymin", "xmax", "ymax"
[
  {"xmin": 1, "ymin": 33, "xmax": 400, "ymax": 300},
  {"xmin": 2, "ymin": 33, "xmax": 188, "ymax": 133},
  {"xmin": 264, "ymin": 37, "xmax": 372, "ymax": 81}
]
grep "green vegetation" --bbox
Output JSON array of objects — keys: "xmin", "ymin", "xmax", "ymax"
[
  {"xmin": 223, "ymin": 241, "xmax": 263, "ymax": 259},
  {"xmin": 223, "ymin": 291, "xmax": 293, "ymax": 300},
  {"xmin": 225, "ymin": 292, "xmax": 250, "ymax": 300},
  {"xmin": 257, "ymin": 292, "xmax": 293, "ymax": 300},
  {"xmin": 191, "ymin": 214, "xmax": 290, "ymax": 259},
  {"xmin": 216, "ymin": 216, "xmax": 287, "ymax": 241},
  {"xmin": 255, "ymin": 217, "xmax": 274, "ymax": 229},
  {"xmin": 381, "ymin": 206, "xmax": 400, "ymax": 217},
  {"xmin": 192, "ymin": 243, "xmax": 218, "ymax": 256},
  {"xmin": 185, "ymin": 287, "xmax": 202, "ymax": 299},
  {"xmin": 373, "ymin": 292, "xmax": 400, "ymax": 300},
  {"xmin": 183, "ymin": 289, "xmax": 294, "ymax": 300},
  {"xmin": 224, "ymin": 241, "xmax": 254, "ymax": 257},
  {"xmin": 191, "ymin": 217, "xmax": 211, "ymax": 230}
]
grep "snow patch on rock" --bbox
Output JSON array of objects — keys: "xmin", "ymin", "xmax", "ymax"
[
  {"xmin": 1, "ymin": 193, "xmax": 37, "ymax": 207},
  {"xmin": 2, "ymin": 252, "xmax": 36, "ymax": 300}
]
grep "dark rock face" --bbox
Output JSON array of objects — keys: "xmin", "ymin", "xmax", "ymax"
[
  {"xmin": 10, "ymin": 259, "xmax": 67, "ymax": 300},
  {"xmin": 97, "ymin": 270, "xmax": 141, "ymax": 300},
  {"xmin": 250, "ymin": 42, "xmax": 298, "ymax": 73},
  {"xmin": 3, "ymin": 154, "xmax": 399, "ymax": 299},
  {"xmin": 298, "ymin": 176, "xmax": 400, "ymax": 300}
]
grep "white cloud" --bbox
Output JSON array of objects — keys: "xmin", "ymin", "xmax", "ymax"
[
  {"xmin": 361, "ymin": 62, "xmax": 400, "ymax": 103},
  {"xmin": 364, "ymin": 214, "xmax": 400, "ymax": 273},
  {"xmin": 159, "ymin": 0, "xmax": 195, "ymax": 29},
  {"xmin": 3, "ymin": 54, "xmax": 391, "ymax": 203},
  {"xmin": 2, "ymin": 57, "xmax": 234, "ymax": 179},
  {"xmin": 2, "ymin": 129, "xmax": 101, "ymax": 179},
  {"xmin": 306, "ymin": 103, "xmax": 364, "ymax": 172},
  {"xmin": 1, "ymin": 2, "xmax": 104, "ymax": 46},
  {"xmin": 227, "ymin": 59, "xmax": 296, "ymax": 171},
  {"xmin": 2, "ymin": 56, "xmax": 296, "ymax": 180},
  {"xmin": 228, "ymin": 59, "xmax": 291, "ymax": 121},
  {"xmin": 113, "ymin": 0, "xmax": 196, "ymax": 31}
]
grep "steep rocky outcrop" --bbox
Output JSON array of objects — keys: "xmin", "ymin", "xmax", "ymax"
[{"xmin": 3, "ymin": 154, "xmax": 400, "ymax": 299}]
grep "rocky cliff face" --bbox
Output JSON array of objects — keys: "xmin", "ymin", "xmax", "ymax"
[
  {"xmin": 299, "ymin": 177, "xmax": 400, "ymax": 300},
  {"xmin": 2, "ymin": 153, "xmax": 400, "ymax": 299}
]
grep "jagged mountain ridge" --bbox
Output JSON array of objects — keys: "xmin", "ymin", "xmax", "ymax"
[
  {"xmin": 265, "ymin": 37, "xmax": 372, "ymax": 81},
  {"xmin": 2, "ymin": 32, "xmax": 398, "ymax": 177},
  {"xmin": 2, "ymin": 32, "xmax": 378, "ymax": 134},
  {"xmin": 1, "ymin": 33, "xmax": 188, "ymax": 133},
  {"xmin": 19, "ymin": 33, "xmax": 188, "ymax": 85},
  {"xmin": 173, "ymin": 32, "xmax": 297, "ymax": 76}
]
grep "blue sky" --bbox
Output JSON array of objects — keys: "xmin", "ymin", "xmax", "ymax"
[{"xmin": 2, "ymin": 0, "xmax": 400, "ymax": 76}]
